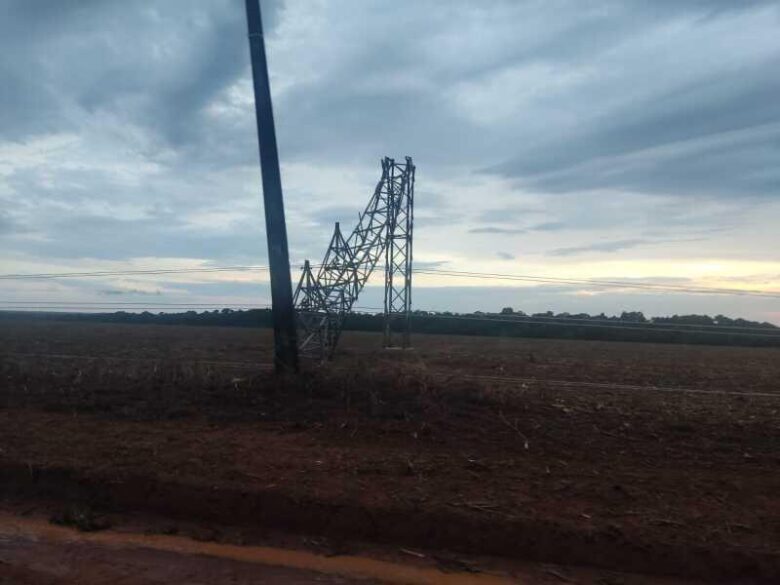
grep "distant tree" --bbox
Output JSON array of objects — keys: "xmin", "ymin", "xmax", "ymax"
[
  {"xmin": 500, "ymin": 307, "xmax": 514, "ymax": 315},
  {"xmin": 714, "ymin": 314, "xmax": 732, "ymax": 326},
  {"xmin": 619, "ymin": 311, "xmax": 647, "ymax": 323}
]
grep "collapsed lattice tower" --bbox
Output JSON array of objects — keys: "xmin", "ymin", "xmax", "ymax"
[{"xmin": 293, "ymin": 156, "xmax": 415, "ymax": 360}]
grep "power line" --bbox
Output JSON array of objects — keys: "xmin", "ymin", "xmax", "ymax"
[
  {"xmin": 1, "ymin": 263, "xmax": 778, "ymax": 299},
  {"xmin": 416, "ymin": 268, "xmax": 780, "ymax": 299},
  {"xmin": 1, "ymin": 306, "xmax": 271, "ymax": 311},
  {"xmin": 0, "ymin": 301, "xmax": 271, "ymax": 307},
  {"xmin": 0, "ymin": 266, "xmax": 269, "ymax": 280}
]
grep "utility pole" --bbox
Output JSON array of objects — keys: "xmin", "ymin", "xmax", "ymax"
[{"xmin": 244, "ymin": 0, "xmax": 298, "ymax": 373}]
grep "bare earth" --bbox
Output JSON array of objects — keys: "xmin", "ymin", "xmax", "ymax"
[{"xmin": 1, "ymin": 320, "xmax": 779, "ymax": 582}]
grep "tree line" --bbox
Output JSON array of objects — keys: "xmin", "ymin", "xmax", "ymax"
[{"xmin": 3, "ymin": 307, "xmax": 779, "ymax": 348}]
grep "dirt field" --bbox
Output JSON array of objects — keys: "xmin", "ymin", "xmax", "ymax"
[{"xmin": 2, "ymin": 320, "xmax": 779, "ymax": 582}]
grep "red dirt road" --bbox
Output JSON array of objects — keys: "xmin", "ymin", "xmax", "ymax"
[{"xmin": 1, "ymin": 532, "xmax": 360, "ymax": 585}]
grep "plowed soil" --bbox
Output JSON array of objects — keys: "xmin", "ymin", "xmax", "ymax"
[{"xmin": 2, "ymin": 321, "xmax": 779, "ymax": 581}]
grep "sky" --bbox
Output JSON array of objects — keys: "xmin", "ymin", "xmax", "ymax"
[{"xmin": 1, "ymin": 0, "xmax": 779, "ymax": 323}]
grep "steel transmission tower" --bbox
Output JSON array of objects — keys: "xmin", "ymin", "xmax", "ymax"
[{"xmin": 294, "ymin": 157, "xmax": 415, "ymax": 360}]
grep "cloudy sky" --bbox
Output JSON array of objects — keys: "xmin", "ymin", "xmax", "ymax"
[{"xmin": 1, "ymin": 0, "xmax": 779, "ymax": 322}]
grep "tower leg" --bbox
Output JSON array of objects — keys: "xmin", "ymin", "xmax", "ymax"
[{"xmin": 384, "ymin": 157, "xmax": 415, "ymax": 349}]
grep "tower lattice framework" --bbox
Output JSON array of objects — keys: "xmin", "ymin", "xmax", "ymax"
[{"xmin": 293, "ymin": 156, "xmax": 415, "ymax": 360}]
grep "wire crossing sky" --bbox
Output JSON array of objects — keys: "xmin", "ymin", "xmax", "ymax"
[{"xmin": 1, "ymin": 1, "xmax": 779, "ymax": 323}]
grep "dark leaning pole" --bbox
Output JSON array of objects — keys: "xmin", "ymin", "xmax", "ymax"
[{"xmin": 244, "ymin": 0, "xmax": 299, "ymax": 372}]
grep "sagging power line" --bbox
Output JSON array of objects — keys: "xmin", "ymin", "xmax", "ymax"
[
  {"xmin": 0, "ymin": 266, "xmax": 269, "ymax": 280},
  {"xmin": 1, "ymin": 264, "xmax": 778, "ymax": 299}
]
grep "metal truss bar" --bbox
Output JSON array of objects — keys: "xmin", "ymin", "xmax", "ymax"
[{"xmin": 293, "ymin": 157, "xmax": 415, "ymax": 360}]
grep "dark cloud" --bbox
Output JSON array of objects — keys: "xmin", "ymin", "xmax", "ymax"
[
  {"xmin": 0, "ymin": 211, "xmax": 20, "ymax": 235},
  {"xmin": 0, "ymin": 0, "xmax": 282, "ymax": 145},
  {"xmin": 496, "ymin": 251, "xmax": 515, "ymax": 260},
  {"xmin": 414, "ymin": 260, "xmax": 450, "ymax": 270},
  {"xmin": 469, "ymin": 226, "xmax": 525, "ymax": 235},
  {"xmin": 547, "ymin": 236, "xmax": 706, "ymax": 257},
  {"xmin": 304, "ymin": 206, "xmax": 363, "ymax": 228},
  {"xmin": 12, "ymin": 213, "xmax": 266, "ymax": 263},
  {"xmin": 100, "ymin": 288, "xmax": 161, "ymax": 296},
  {"xmin": 478, "ymin": 206, "xmax": 544, "ymax": 223},
  {"xmin": 469, "ymin": 221, "xmax": 567, "ymax": 235},
  {"xmin": 531, "ymin": 221, "xmax": 568, "ymax": 232},
  {"xmin": 0, "ymin": 62, "xmax": 66, "ymax": 140},
  {"xmin": 268, "ymin": 0, "xmax": 780, "ymax": 170},
  {"xmin": 414, "ymin": 211, "xmax": 465, "ymax": 228},
  {"xmin": 548, "ymin": 238, "xmax": 650, "ymax": 257},
  {"xmin": 490, "ymin": 58, "xmax": 780, "ymax": 199}
]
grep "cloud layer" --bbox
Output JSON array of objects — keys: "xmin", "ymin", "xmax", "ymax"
[{"xmin": 1, "ymin": 0, "xmax": 779, "ymax": 321}]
